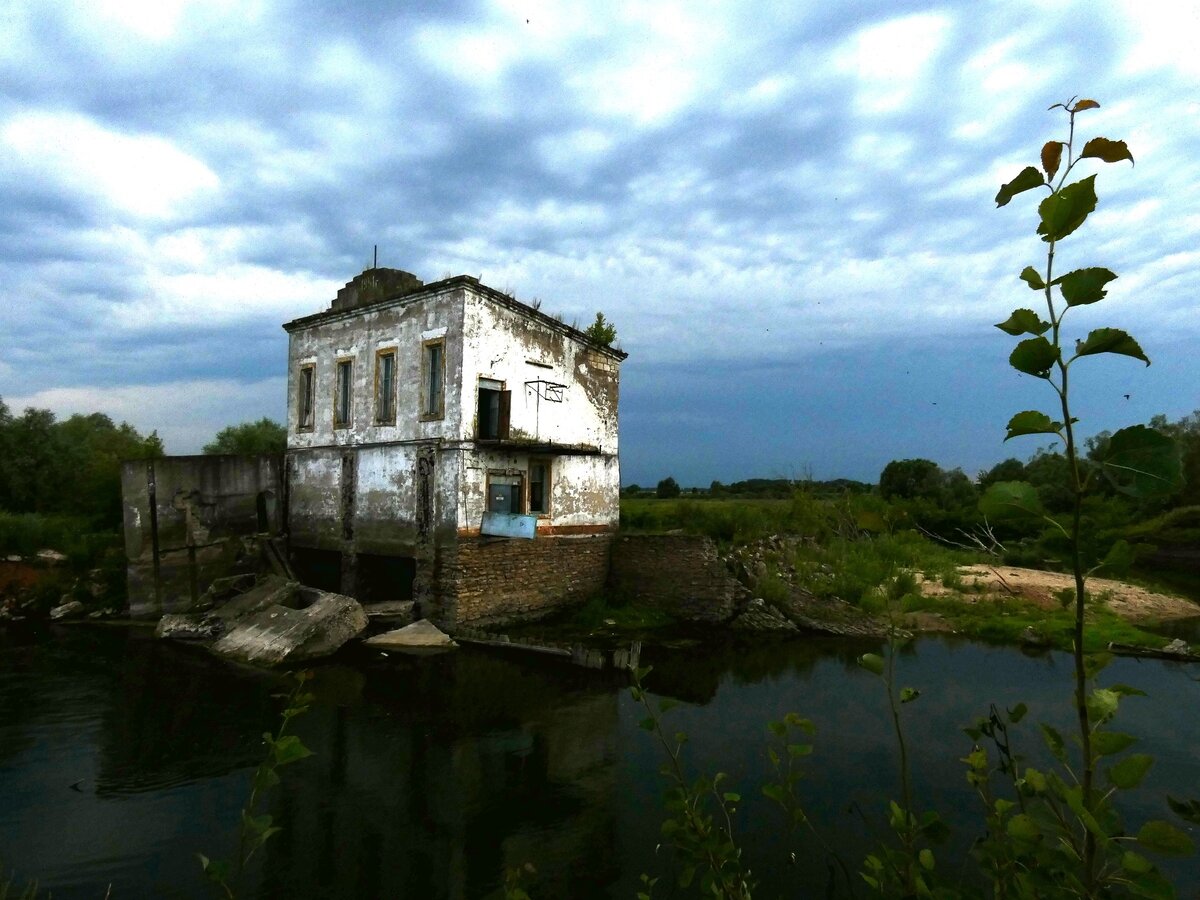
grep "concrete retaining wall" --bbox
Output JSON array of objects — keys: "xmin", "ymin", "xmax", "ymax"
[{"xmin": 608, "ymin": 534, "xmax": 740, "ymax": 623}]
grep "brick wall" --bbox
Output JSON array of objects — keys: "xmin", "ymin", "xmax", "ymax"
[
  {"xmin": 608, "ymin": 534, "xmax": 740, "ymax": 623},
  {"xmin": 437, "ymin": 533, "xmax": 613, "ymax": 627}
]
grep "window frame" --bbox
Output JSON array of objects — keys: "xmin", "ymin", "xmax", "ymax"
[
  {"xmin": 476, "ymin": 378, "xmax": 511, "ymax": 440},
  {"xmin": 374, "ymin": 347, "xmax": 397, "ymax": 425},
  {"xmin": 333, "ymin": 356, "xmax": 354, "ymax": 429},
  {"xmin": 297, "ymin": 363, "xmax": 316, "ymax": 433},
  {"xmin": 420, "ymin": 338, "xmax": 445, "ymax": 421},
  {"xmin": 527, "ymin": 458, "xmax": 551, "ymax": 516}
]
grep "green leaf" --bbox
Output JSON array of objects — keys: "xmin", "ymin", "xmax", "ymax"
[
  {"xmin": 1168, "ymin": 796, "xmax": 1200, "ymax": 825},
  {"xmin": 996, "ymin": 166, "xmax": 1045, "ymax": 207},
  {"xmin": 1019, "ymin": 266, "xmax": 1046, "ymax": 290},
  {"xmin": 1097, "ymin": 425, "xmax": 1184, "ymax": 498},
  {"xmin": 272, "ymin": 734, "xmax": 313, "ymax": 766},
  {"xmin": 1137, "ymin": 820, "xmax": 1196, "ymax": 857},
  {"xmin": 1009, "ymin": 337, "xmax": 1058, "ymax": 378},
  {"xmin": 638, "ymin": 716, "xmax": 655, "ymax": 732},
  {"xmin": 1040, "ymin": 723, "xmax": 1066, "ymax": 761},
  {"xmin": 980, "ymin": 481, "xmax": 1044, "ymax": 520},
  {"xmin": 1093, "ymin": 731, "xmax": 1138, "ymax": 756},
  {"xmin": 1070, "ymin": 98, "xmax": 1100, "ymax": 112},
  {"xmin": 1074, "ymin": 327, "xmax": 1150, "ymax": 365},
  {"xmin": 1040, "ymin": 141, "xmax": 1063, "ymax": 180},
  {"xmin": 1081, "ymin": 137, "xmax": 1134, "ymax": 165},
  {"xmin": 1007, "ymin": 702, "xmax": 1028, "ymax": 724},
  {"xmin": 995, "ymin": 308, "xmax": 1050, "ymax": 337},
  {"xmin": 1107, "ymin": 753, "xmax": 1154, "ymax": 789},
  {"xmin": 1037, "ymin": 175, "xmax": 1097, "ymax": 242},
  {"xmin": 1007, "ymin": 813, "xmax": 1040, "ymax": 843},
  {"xmin": 918, "ymin": 848, "xmax": 935, "ymax": 871},
  {"xmin": 1122, "ymin": 851, "xmax": 1154, "ymax": 875},
  {"xmin": 1004, "ymin": 410, "xmax": 1063, "ymax": 441},
  {"xmin": 900, "ymin": 687, "xmax": 921, "ymax": 704},
  {"xmin": 1088, "ymin": 688, "xmax": 1120, "ymax": 723},
  {"xmin": 1054, "ymin": 267, "xmax": 1118, "ymax": 307},
  {"xmin": 723, "ymin": 792, "xmax": 741, "ymax": 803},
  {"xmin": 858, "ymin": 653, "xmax": 884, "ymax": 676},
  {"xmin": 1023, "ymin": 768, "xmax": 1047, "ymax": 793}
]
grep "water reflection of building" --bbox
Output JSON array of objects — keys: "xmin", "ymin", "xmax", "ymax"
[{"xmin": 260, "ymin": 652, "xmax": 621, "ymax": 898}]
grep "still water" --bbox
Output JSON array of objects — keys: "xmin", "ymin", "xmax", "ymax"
[{"xmin": 1, "ymin": 625, "xmax": 1198, "ymax": 898}]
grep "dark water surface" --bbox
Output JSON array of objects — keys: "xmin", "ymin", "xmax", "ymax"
[{"xmin": 2, "ymin": 625, "xmax": 1198, "ymax": 898}]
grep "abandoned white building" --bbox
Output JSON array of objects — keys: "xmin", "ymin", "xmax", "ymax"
[{"xmin": 281, "ymin": 268, "xmax": 626, "ymax": 626}]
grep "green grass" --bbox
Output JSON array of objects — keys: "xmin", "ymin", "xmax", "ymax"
[
  {"xmin": 562, "ymin": 594, "xmax": 678, "ymax": 632},
  {"xmin": 900, "ymin": 592, "xmax": 1169, "ymax": 652}
]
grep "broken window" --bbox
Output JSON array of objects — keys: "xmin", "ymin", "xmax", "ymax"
[
  {"xmin": 477, "ymin": 378, "xmax": 511, "ymax": 440},
  {"xmin": 375, "ymin": 348, "xmax": 396, "ymax": 424},
  {"xmin": 334, "ymin": 358, "xmax": 353, "ymax": 428},
  {"xmin": 487, "ymin": 473, "xmax": 522, "ymax": 514},
  {"xmin": 297, "ymin": 363, "xmax": 315, "ymax": 431},
  {"xmin": 528, "ymin": 460, "xmax": 550, "ymax": 515},
  {"xmin": 422, "ymin": 339, "xmax": 444, "ymax": 419}
]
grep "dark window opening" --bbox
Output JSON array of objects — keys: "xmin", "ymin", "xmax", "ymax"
[
  {"xmin": 290, "ymin": 549, "xmax": 342, "ymax": 593},
  {"xmin": 334, "ymin": 359, "xmax": 353, "ymax": 427},
  {"xmin": 422, "ymin": 340, "xmax": 444, "ymax": 418},
  {"xmin": 528, "ymin": 461, "xmax": 549, "ymax": 514},
  {"xmin": 298, "ymin": 365, "xmax": 315, "ymax": 431},
  {"xmin": 375, "ymin": 350, "xmax": 396, "ymax": 423},
  {"xmin": 477, "ymin": 381, "xmax": 511, "ymax": 440},
  {"xmin": 356, "ymin": 554, "xmax": 416, "ymax": 604}
]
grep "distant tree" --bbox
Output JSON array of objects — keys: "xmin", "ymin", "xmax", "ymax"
[
  {"xmin": 203, "ymin": 418, "xmax": 287, "ymax": 455},
  {"xmin": 878, "ymin": 459, "xmax": 945, "ymax": 502},
  {"xmin": 623, "ymin": 484, "xmax": 642, "ymax": 496},
  {"xmin": 583, "ymin": 311, "xmax": 617, "ymax": 346},
  {"xmin": 979, "ymin": 457, "xmax": 1027, "ymax": 489},
  {"xmin": 656, "ymin": 476, "xmax": 681, "ymax": 499},
  {"xmin": 709, "ymin": 480, "xmax": 725, "ymax": 497}
]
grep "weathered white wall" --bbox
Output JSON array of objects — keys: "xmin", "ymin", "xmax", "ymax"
[
  {"xmin": 458, "ymin": 290, "xmax": 620, "ymax": 451},
  {"xmin": 286, "ymin": 286, "xmax": 466, "ymax": 448},
  {"xmin": 457, "ymin": 449, "xmax": 619, "ymax": 532}
]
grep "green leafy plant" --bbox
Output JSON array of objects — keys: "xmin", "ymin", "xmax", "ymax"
[
  {"xmin": 199, "ymin": 670, "xmax": 315, "ymax": 898},
  {"xmin": 979, "ymin": 97, "xmax": 1191, "ymax": 897},
  {"xmin": 630, "ymin": 667, "xmax": 754, "ymax": 899}
]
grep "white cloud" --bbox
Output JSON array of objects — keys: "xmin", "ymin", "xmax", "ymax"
[
  {"xmin": 837, "ymin": 12, "xmax": 951, "ymax": 115},
  {"xmin": 2, "ymin": 111, "xmax": 220, "ymax": 220}
]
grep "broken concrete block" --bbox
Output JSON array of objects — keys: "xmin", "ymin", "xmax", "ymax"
[
  {"xmin": 212, "ymin": 591, "xmax": 367, "ymax": 667},
  {"xmin": 50, "ymin": 600, "xmax": 85, "ymax": 621},
  {"xmin": 37, "ymin": 549, "xmax": 68, "ymax": 565},
  {"xmin": 210, "ymin": 575, "xmax": 298, "ymax": 623},
  {"xmin": 362, "ymin": 600, "xmax": 416, "ymax": 628},
  {"xmin": 156, "ymin": 613, "xmax": 225, "ymax": 640},
  {"xmin": 365, "ymin": 619, "xmax": 457, "ymax": 651}
]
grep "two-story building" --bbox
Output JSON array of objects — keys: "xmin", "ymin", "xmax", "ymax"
[{"xmin": 282, "ymin": 268, "xmax": 626, "ymax": 627}]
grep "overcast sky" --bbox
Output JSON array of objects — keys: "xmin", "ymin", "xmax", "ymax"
[{"xmin": 2, "ymin": 0, "xmax": 1198, "ymax": 486}]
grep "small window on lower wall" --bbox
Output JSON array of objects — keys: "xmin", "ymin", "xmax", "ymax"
[
  {"xmin": 528, "ymin": 460, "xmax": 550, "ymax": 515},
  {"xmin": 487, "ymin": 474, "xmax": 522, "ymax": 514}
]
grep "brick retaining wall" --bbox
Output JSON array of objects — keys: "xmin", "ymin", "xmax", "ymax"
[
  {"xmin": 438, "ymin": 533, "xmax": 613, "ymax": 627},
  {"xmin": 608, "ymin": 534, "xmax": 740, "ymax": 623}
]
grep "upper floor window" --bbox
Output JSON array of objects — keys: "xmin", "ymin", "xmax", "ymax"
[
  {"xmin": 297, "ymin": 364, "xmax": 315, "ymax": 432},
  {"xmin": 477, "ymin": 378, "xmax": 510, "ymax": 440},
  {"xmin": 375, "ymin": 348, "xmax": 396, "ymax": 424},
  {"xmin": 334, "ymin": 358, "xmax": 353, "ymax": 428},
  {"xmin": 421, "ymin": 339, "xmax": 445, "ymax": 419}
]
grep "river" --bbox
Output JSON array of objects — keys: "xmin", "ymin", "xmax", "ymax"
[{"xmin": 1, "ymin": 625, "xmax": 1197, "ymax": 897}]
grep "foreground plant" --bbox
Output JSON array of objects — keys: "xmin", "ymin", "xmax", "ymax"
[
  {"xmin": 979, "ymin": 97, "xmax": 1191, "ymax": 896},
  {"xmin": 199, "ymin": 670, "xmax": 315, "ymax": 898}
]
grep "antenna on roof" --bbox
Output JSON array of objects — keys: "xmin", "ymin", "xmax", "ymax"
[{"xmin": 373, "ymin": 245, "xmax": 377, "ymax": 269}]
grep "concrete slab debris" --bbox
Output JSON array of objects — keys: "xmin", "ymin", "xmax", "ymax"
[
  {"xmin": 365, "ymin": 618, "xmax": 457, "ymax": 651},
  {"xmin": 212, "ymin": 590, "xmax": 367, "ymax": 667}
]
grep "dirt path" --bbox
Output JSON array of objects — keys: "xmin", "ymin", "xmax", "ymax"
[{"xmin": 921, "ymin": 565, "xmax": 1200, "ymax": 623}]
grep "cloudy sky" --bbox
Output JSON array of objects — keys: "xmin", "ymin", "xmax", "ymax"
[{"xmin": 2, "ymin": 0, "xmax": 1198, "ymax": 486}]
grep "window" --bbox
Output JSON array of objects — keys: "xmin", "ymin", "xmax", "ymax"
[
  {"xmin": 487, "ymin": 473, "xmax": 522, "ymax": 514},
  {"xmin": 421, "ymin": 339, "xmax": 444, "ymax": 419},
  {"xmin": 528, "ymin": 460, "xmax": 550, "ymax": 515},
  {"xmin": 375, "ymin": 349, "xmax": 396, "ymax": 424},
  {"xmin": 334, "ymin": 358, "xmax": 353, "ymax": 428},
  {"xmin": 297, "ymin": 364, "xmax": 315, "ymax": 431},
  {"xmin": 477, "ymin": 378, "xmax": 511, "ymax": 440}
]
